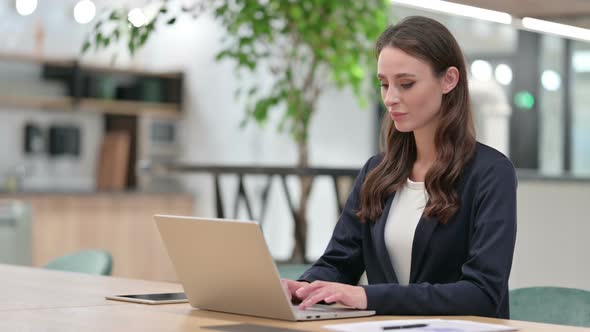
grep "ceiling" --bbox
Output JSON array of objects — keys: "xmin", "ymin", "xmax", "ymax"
[{"xmin": 449, "ymin": 0, "xmax": 590, "ymax": 19}]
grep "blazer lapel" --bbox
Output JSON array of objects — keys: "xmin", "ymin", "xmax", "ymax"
[
  {"xmin": 371, "ymin": 193, "xmax": 398, "ymax": 284},
  {"xmin": 409, "ymin": 213, "xmax": 438, "ymax": 282}
]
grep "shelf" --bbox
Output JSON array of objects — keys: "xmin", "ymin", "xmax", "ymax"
[
  {"xmin": 78, "ymin": 98, "xmax": 181, "ymax": 117},
  {"xmin": 0, "ymin": 52, "xmax": 75, "ymax": 67},
  {"xmin": 79, "ymin": 64, "xmax": 183, "ymax": 79},
  {"xmin": 0, "ymin": 52, "xmax": 182, "ymax": 77},
  {"xmin": 0, "ymin": 52, "xmax": 183, "ymax": 116},
  {"xmin": 0, "ymin": 95, "xmax": 181, "ymax": 117},
  {"xmin": 0, "ymin": 95, "xmax": 74, "ymax": 110}
]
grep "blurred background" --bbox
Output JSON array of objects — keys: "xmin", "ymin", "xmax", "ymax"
[{"xmin": 0, "ymin": 0, "xmax": 588, "ymax": 296}]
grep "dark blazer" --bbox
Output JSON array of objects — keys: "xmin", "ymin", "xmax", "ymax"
[{"xmin": 299, "ymin": 142, "xmax": 517, "ymax": 318}]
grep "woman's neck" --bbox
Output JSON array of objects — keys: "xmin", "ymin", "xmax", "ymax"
[{"xmin": 411, "ymin": 128, "xmax": 437, "ymax": 182}]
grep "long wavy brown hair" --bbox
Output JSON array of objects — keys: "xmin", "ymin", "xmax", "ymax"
[{"xmin": 357, "ymin": 16, "xmax": 476, "ymax": 224}]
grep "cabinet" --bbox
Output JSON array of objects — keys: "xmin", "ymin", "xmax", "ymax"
[
  {"xmin": 0, "ymin": 52, "xmax": 184, "ymax": 191},
  {"xmin": 1, "ymin": 192, "xmax": 194, "ymax": 282},
  {"xmin": 0, "ymin": 52, "xmax": 183, "ymax": 115}
]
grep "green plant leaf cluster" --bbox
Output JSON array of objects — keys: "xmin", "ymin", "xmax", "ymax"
[
  {"xmin": 83, "ymin": 0, "xmax": 389, "ymax": 148},
  {"xmin": 82, "ymin": 2, "xmax": 176, "ymax": 56},
  {"xmin": 212, "ymin": 0, "xmax": 388, "ymax": 144}
]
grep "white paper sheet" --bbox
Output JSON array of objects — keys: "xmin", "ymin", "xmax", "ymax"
[{"xmin": 323, "ymin": 319, "xmax": 517, "ymax": 332}]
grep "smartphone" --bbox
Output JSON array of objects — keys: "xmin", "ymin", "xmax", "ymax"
[{"xmin": 105, "ymin": 292, "xmax": 188, "ymax": 304}]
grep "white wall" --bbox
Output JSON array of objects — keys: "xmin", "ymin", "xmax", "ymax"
[{"xmin": 511, "ymin": 179, "xmax": 590, "ymax": 291}]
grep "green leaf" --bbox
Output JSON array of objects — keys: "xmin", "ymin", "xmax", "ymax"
[
  {"xmin": 81, "ymin": 40, "xmax": 91, "ymax": 53},
  {"xmin": 215, "ymin": 4, "xmax": 228, "ymax": 17},
  {"xmin": 109, "ymin": 11, "xmax": 121, "ymax": 20},
  {"xmin": 215, "ymin": 50, "xmax": 230, "ymax": 61},
  {"xmin": 253, "ymin": 102, "xmax": 269, "ymax": 124},
  {"xmin": 166, "ymin": 17, "xmax": 177, "ymax": 25},
  {"xmin": 128, "ymin": 40, "xmax": 136, "ymax": 55},
  {"xmin": 139, "ymin": 32, "xmax": 149, "ymax": 46},
  {"xmin": 238, "ymin": 37, "xmax": 253, "ymax": 48},
  {"xmin": 239, "ymin": 110, "xmax": 251, "ymax": 128},
  {"xmin": 130, "ymin": 26, "xmax": 139, "ymax": 39},
  {"xmin": 289, "ymin": 6, "xmax": 303, "ymax": 19},
  {"xmin": 146, "ymin": 21, "xmax": 155, "ymax": 32},
  {"xmin": 350, "ymin": 65, "xmax": 364, "ymax": 80}
]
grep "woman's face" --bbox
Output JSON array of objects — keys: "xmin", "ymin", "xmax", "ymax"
[{"xmin": 377, "ymin": 46, "xmax": 455, "ymax": 134}]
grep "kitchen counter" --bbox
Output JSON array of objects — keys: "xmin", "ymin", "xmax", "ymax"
[{"xmin": 1, "ymin": 191, "xmax": 194, "ymax": 282}]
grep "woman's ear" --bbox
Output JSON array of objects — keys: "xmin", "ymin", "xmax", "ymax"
[{"xmin": 441, "ymin": 66, "xmax": 459, "ymax": 94}]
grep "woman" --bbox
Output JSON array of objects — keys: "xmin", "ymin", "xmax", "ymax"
[{"xmin": 282, "ymin": 16, "xmax": 517, "ymax": 319}]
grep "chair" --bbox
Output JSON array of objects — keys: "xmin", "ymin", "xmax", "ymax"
[
  {"xmin": 44, "ymin": 250, "xmax": 113, "ymax": 276},
  {"xmin": 510, "ymin": 286, "xmax": 590, "ymax": 327},
  {"xmin": 0, "ymin": 200, "xmax": 32, "ymax": 265},
  {"xmin": 276, "ymin": 263, "xmax": 312, "ymax": 280}
]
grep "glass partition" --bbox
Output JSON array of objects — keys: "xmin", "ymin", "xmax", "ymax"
[
  {"xmin": 388, "ymin": 4, "xmax": 590, "ymax": 179},
  {"xmin": 571, "ymin": 41, "xmax": 590, "ymax": 176}
]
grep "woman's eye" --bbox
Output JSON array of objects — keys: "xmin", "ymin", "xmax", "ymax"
[
  {"xmin": 380, "ymin": 83, "xmax": 389, "ymax": 89},
  {"xmin": 400, "ymin": 82, "xmax": 415, "ymax": 89}
]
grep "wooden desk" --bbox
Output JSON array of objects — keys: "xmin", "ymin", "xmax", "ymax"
[
  {"xmin": 1, "ymin": 264, "xmax": 588, "ymax": 331},
  {"xmin": 0, "ymin": 264, "xmax": 182, "ymax": 311}
]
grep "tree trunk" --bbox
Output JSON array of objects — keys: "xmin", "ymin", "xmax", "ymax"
[{"xmin": 290, "ymin": 139, "xmax": 314, "ymax": 263}]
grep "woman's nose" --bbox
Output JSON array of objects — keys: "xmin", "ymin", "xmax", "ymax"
[{"xmin": 384, "ymin": 88, "xmax": 400, "ymax": 107}]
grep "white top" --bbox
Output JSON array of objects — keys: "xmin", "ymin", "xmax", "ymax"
[{"xmin": 384, "ymin": 178, "xmax": 428, "ymax": 285}]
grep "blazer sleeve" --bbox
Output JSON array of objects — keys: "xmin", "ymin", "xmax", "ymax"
[
  {"xmin": 362, "ymin": 158, "xmax": 517, "ymax": 316},
  {"xmin": 298, "ymin": 156, "xmax": 377, "ymax": 285}
]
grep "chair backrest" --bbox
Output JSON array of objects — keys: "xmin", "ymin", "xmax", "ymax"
[
  {"xmin": 0, "ymin": 200, "xmax": 32, "ymax": 265},
  {"xmin": 510, "ymin": 286, "xmax": 590, "ymax": 327},
  {"xmin": 276, "ymin": 263, "xmax": 312, "ymax": 281},
  {"xmin": 44, "ymin": 250, "xmax": 113, "ymax": 276}
]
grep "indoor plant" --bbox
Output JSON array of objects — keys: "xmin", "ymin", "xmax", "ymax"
[{"xmin": 84, "ymin": 0, "xmax": 389, "ymax": 262}]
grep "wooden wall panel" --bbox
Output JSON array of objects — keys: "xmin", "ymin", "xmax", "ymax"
[{"xmin": 2, "ymin": 193, "xmax": 194, "ymax": 282}]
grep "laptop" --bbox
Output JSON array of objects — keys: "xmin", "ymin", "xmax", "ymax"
[{"xmin": 154, "ymin": 215, "xmax": 376, "ymax": 321}]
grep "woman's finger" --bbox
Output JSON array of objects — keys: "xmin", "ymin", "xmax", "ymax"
[
  {"xmin": 295, "ymin": 280, "xmax": 327, "ymax": 299},
  {"xmin": 298, "ymin": 289, "xmax": 332, "ymax": 310},
  {"xmin": 324, "ymin": 291, "xmax": 344, "ymax": 304},
  {"xmin": 280, "ymin": 280, "xmax": 292, "ymax": 301}
]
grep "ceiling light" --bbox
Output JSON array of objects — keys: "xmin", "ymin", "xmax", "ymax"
[
  {"xmin": 541, "ymin": 70, "xmax": 561, "ymax": 91},
  {"xmin": 128, "ymin": 8, "xmax": 147, "ymax": 28},
  {"xmin": 521, "ymin": 17, "xmax": 590, "ymax": 42},
  {"xmin": 471, "ymin": 60, "xmax": 492, "ymax": 81},
  {"xmin": 73, "ymin": 0, "xmax": 96, "ymax": 24},
  {"xmin": 390, "ymin": 0, "xmax": 512, "ymax": 25},
  {"xmin": 494, "ymin": 64, "xmax": 513, "ymax": 85},
  {"xmin": 16, "ymin": 0, "xmax": 37, "ymax": 16}
]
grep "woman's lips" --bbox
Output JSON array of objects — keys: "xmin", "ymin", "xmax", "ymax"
[{"xmin": 390, "ymin": 112, "xmax": 408, "ymax": 120}]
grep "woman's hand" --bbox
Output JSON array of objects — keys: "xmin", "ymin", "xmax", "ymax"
[
  {"xmin": 295, "ymin": 280, "xmax": 368, "ymax": 310},
  {"xmin": 280, "ymin": 279, "xmax": 309, "ymax": 303}
]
